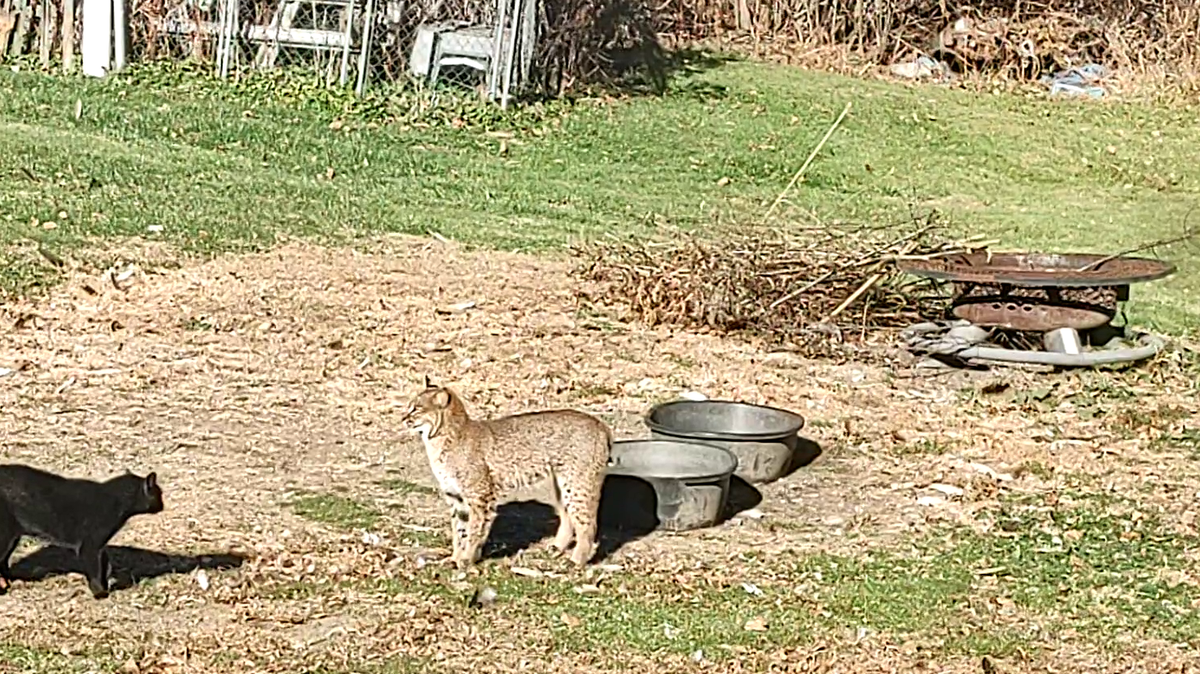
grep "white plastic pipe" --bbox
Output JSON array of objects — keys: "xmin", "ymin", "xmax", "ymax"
[
  {"xmin": 81, "ymin": 0, "xmax": 112, "ymax": 77},
  {"xmin": 112, "ymin": 0, "xmax": 127, "ymax": 71}
]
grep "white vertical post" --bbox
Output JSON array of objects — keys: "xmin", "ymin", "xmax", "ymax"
[
  {"xmin": 218, "ymin": 0, "xmax": 234, "ymax": 77},
  {"xmin": 112, "ymin": 0, "xmax": 127, "ymax": 71},
  {"xmin": 487, "ymin": 0, "xmax": 509, "ymax": 101},
  {"xmin": 338, "ymin": 0, "xmax": 355, "ymax": 86},
  {"xmin": 81, "ymin": 0, "xmax": 112, "ymax": 77},
  {"xmin": 353, "ymin": 0, "xmax": 375, "ymax": 96},
  {"xmin": 498, "ymin": 0, "xmax": 520, "ymax": 109},
  {"xmin": 215, "ymin": 0, "xmax": 229, "ymax": 75}
]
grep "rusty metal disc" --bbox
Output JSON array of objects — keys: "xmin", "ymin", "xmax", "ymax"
[
  {"xmin": 951, "ymin": 298, "xmax": 1114, "ymax": 331},
  {"xmin": 949, "ymin": 283, "xmax": 1119, "ymax": 330},
  {"xmin": 898, "ymin": 253, "xmax": 1176, "ymax": 288}
]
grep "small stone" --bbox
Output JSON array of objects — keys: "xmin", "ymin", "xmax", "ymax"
[
  {"xmin": 763, "ymin": 352, "xmax": 805, "ymax": 368},
  {"xmin": 743, "ymin": 616, "xmax": 769, "ymax": 632}
]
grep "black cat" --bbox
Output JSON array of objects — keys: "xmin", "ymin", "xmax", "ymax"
[{"xmin": 0, "ymin": 464, "xmax": 165, "ymax": 599}]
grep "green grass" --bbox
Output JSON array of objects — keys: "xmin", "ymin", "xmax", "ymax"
[
  {"xmin": 379, "ymin": 478, "xmax": 438, "ymax": 496},
  {"xmin": 1, "ymin": 55, "xmax": 1199, "ymax": 330},
  {"xmin": 0, "ymin": 643, "xmax": 113, "ymax": 672},
  {"xmin": 270, "ymin": 487, "xmax": 1198, "ymax": 661},
  {"xmin": 288, "ymin": 491, "xmax": 383, "ymax": 530}
]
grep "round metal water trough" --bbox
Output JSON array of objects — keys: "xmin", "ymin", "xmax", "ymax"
[
  {"xmin": 645, "ymin": 400, "xmax": 805, "ymax": 484},
  {"xmin": 606, "ymin": 439, "xmax": 738, "ymax": 531}
]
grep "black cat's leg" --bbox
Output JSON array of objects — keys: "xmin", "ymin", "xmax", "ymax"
[
  {"xmin": 79, "ymin": 544, "xmax": 110, "ymax": 599},
  {"xmin": 0, "ymin": 521, "xmax": 18, "ymax": 595},
  {"xmin": 0, "ymin": 542, "xmax": 15, "ymax": 595},
  {"xmin": 99, "ymin": 548, "xmax": 112, "ymax": 591}
]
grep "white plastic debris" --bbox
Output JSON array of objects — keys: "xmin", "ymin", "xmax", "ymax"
[
  {"xmin": 741, "ymin": 582, "xmax": 763, "ymax": 596},
  {"xmin": 929, "ymin": 483, "xmax": 965, "ymax": 498}
]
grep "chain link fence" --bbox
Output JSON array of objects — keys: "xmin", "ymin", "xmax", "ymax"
[
  {"xmin": 3, "ymin": 0, "xmax": 663, "ymax": 101},
  {"xmin": 131, "ymin": 0, "xmax": 536, "ymax": 98}
]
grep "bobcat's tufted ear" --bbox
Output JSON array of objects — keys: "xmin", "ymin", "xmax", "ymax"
[{"xmin": 423, "ymin": 374, "xmax": 433, "ymax": 389}]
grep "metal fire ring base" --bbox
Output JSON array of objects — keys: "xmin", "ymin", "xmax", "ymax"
[{"xmin": 899, "ymin": 251, "xmax": 1176, "ymax": 333}]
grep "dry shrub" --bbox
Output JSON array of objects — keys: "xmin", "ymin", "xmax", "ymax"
[
  {"xmin": 571, "ymin": 214, "xmax": 988, "ymax": 354},
  {"xmin": 531, "ymin": 0, "xmax": 668, "ymax": 96},
  {"xmin": 658, "ymin": 0, "xmax": 1200, "ymax": 87}
]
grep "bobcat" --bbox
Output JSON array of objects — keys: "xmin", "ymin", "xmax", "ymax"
[{"xmin": 400, "ymin": 376, "xmax": 612, "ymax": 569}]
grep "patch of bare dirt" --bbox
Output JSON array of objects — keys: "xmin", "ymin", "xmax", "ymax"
[{"xmin": 0, "ymin": 234, "xmax": 1197, "ymax": 672}]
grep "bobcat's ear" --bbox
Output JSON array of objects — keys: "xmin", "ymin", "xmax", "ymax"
[
  {"xmin": 423, "ymin": 374, "xmax": 433, "ymax": 389},
  {"xmin": 433, "ymin": 390, "xmax": 451, "ymax": 408}
]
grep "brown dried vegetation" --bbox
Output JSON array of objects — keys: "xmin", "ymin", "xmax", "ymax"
[
  {"xmin": 571, "ymin": 215, "xmax": 989, "ymax": 356},
  {"xmin": 661, "ymin": 0, "xmax": 1200, "ymax": 90}
]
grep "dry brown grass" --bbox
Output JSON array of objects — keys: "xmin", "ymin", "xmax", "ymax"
[{"xmin": 0, "ymin": 235, "xmax": 1197, "ymax": 672}]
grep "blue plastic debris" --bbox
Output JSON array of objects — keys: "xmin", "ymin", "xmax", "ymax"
[{"xmin": 1042, "ymin": 63, "xmax": 1107, "ymax": 98}]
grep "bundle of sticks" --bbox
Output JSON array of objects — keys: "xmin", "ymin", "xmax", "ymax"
[{"xmin": 571, "ymin": 214, "xmax": 995, "ymax": 346}]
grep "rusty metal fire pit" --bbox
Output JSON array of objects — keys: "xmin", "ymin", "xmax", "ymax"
[{"xmin": 898, "ymin": 253, "xmax": 1175, "ymax": 332}]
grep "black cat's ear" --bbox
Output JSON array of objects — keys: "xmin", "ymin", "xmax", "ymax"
[{"xmin": 145, "ymin": 472, "xmax": 158, "ymax": 490}]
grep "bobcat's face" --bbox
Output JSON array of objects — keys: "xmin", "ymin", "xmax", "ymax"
[{"xmin": 399, "ymin": 378, "xmax": 453, "ymax": 439}]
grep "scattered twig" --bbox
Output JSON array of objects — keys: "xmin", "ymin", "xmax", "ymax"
[
  {"xmin": 826, "ymin": 272, "xmax": 883, "ymax": 320},
  {"xmin": 765, "ymin": 102, "xmax": 852, "ymax": 219}
]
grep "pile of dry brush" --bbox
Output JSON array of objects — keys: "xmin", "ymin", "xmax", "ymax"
[
  {"xmin": 661, "ymin": 0, "xmax": 1200, "ymax": 81},
  {"xmin": 530, "ymin": 0, "xmax": 1199, "ymax": 95},
  {"xmin": 572, "ymin": 214, "xmax": 990, "ymax": 350}
]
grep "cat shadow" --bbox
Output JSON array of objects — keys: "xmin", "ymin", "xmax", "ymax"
[
  {"xmin": 10, "ymin": 545, "xmax": 246, "ymax": 593},
  {"xmin": 483, "ymin": 475, "xmax": 664, "ymax": 564}
]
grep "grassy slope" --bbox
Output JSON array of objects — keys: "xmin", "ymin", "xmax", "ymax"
[{"xmin": 1, "ymin": 56, "xmax": 1197, "ymax": 333}]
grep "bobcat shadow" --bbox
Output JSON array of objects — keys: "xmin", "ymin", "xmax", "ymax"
[
  {"xmin": 10, "ymin": 544, "xmax": 246, "ymax": 593},
  {"xmin": 482, "ymin": 468, "xmax": 776, "ymax": 563}
]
